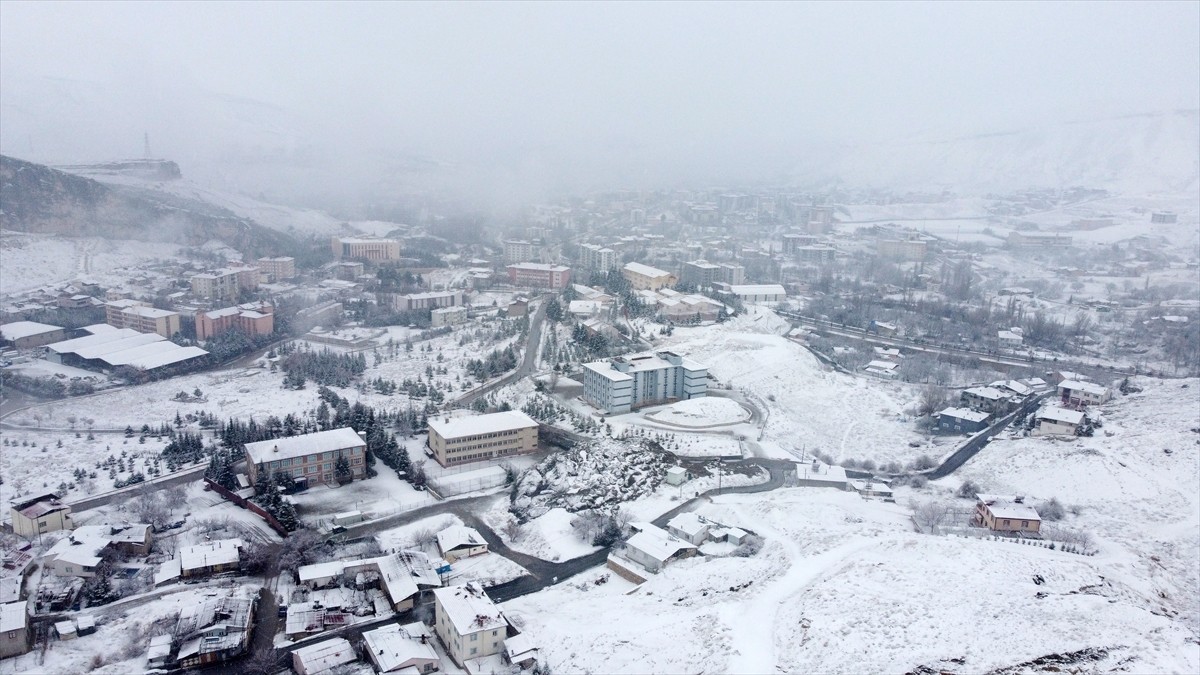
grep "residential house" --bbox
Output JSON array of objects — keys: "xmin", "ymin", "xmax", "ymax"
[
  {"xmin": 292, "ymin": 638, "xmax": 357, "ymax": 675},
  {"xmin": 296, "ymin": 553, "xmax": 421, "ymax": 612},
  {"xmin": 432, "ymin": 583, "xmax": 509, "ymax": 667},
  {"xmin": 0, "ymin": 601, "xmax": 30, "ymax": 658},
  {"xmin": 173, "ymin": 593, "xmax": 255, "ymax": 668},
  {"xmin": 998, "ymin": 330, "xmax": 1024, "ymax": 346},
  {"xmin": 1058, "ymin": 380, "xmax": 1110, "ymax": 407},
  {"xmin": 10, "ymin": 493, "xmax": 73, "ymax": 539},
  {"xmin": 437, "ymin": 526, "xmax": 489, "ymax": 562},
  {"xmin": 960, "ymin": 386, "xmax": 1012, "ymax": 414},
  {"xmin": 973, "ymin": 494, "xmax": 1041, "ymax": 534},
  {"xmin": 936, "ymin": 407, "xmax": 991, "ymax": 434},
  {"xmin": 863, "ymin": 360, "xmax": 899, "ymax": 379},
  {"xmin": 621, "ymin": 523, "xmax": 698, "ymax": 574},
  {"xmin": 666, "ymin": 513, "xmax": 709, "ymax": 546},
  {"xmin": 504, "ymin": 633, "xmax": 539, "ymax": 670},
  {"xmin": 363, "ymin": 621, "xmax": 441, "ymax": 673},
  {"xmin": 1031, "ymin": 407, "xmax": 1085, "ymax": 437},
  {"xmin": 175, "ymin": 538, "xmax": 243, "ymax": 579}
]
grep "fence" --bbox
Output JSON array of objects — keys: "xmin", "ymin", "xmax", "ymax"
[{"xmin": 203, "ymin": 478, "xmax": 290, "ymax": 538}]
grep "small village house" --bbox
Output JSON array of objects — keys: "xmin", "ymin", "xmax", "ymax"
[
  {"xmin": 0, "ymin": 601, "xmax": 30, "ymax": 659},
  {"xmin": 936, "ymin": 407, "xmax": 991, "ymax": 434},
  {"xmin": 621, "ymin": 523, "xmax": 698, "ymax": 573},
  {"xmin": 437, "ymin": 525, "xmax": 489, "ymax": 562},
  {"xmin": 1031, "ymin": 407, "xmax": 1085, "ymax": 437},
  {"xmin": 666, "ymin": 512, "xmax": 710, "ymax": 546},
  {"xmin": 432, "ymin": 583, "xmax": 510, "ymax": 667},
  {"xmin": 292, "ymin": 637, "xmax": 357, "ymax": 675},
  {"xmin": 973, "ymin": 494, "xmax": 1041, "ymax": 534},
  {"xmin": 363, "ymin": 621, "xmax": 442, "ymax": 673},
  {"xmin": 10, "ymin": 493, "xmax": 73, "ymax": 539},
  {"xmin": 1057, "ymin": 380, "xmax": 1111, "ymax": 407}
]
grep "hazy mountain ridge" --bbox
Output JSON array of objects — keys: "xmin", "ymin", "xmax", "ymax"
[
  {"xmin": 0, "ymin": 154, "xmax": 297, "ymax": 255},
  {"xmin": 797, "ymin": 110, "xmax": 1200, "ymax": 195}
]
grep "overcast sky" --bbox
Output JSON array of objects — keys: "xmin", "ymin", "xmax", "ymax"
[{"xmin": 2, "ymin": 1, "xmax": 1197, "ymax": 201}]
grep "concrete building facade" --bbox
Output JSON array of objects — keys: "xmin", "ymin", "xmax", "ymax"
[
  {"xmin": 195, "ymin": 303, "xmax": 274, "ymax": 341},
  {"xmin": 243, "ymin": 427, "xmax": 367, "ymax": 487},
  {"xmin": 255, "ymin": 257, "xmax": 296, "ymax": 280},
  {"xmin": 432, "ymin": 583, "xmax": 509, "ymax": 667},
  {"xmin": 503, "ymin": 240, "xmax": 534, "ymax": 264},
  {"xmin": 506, "ymin": 263, "xmax": 571, "ymax": 289},
  {"xmin": 582, "ymin": 351, "xmax": 707, "ymax": 414},
  {"xmin": 391, "ymin": 290, "xmax": 463, "ymax": 312},
  {"xmin": 426, "ymin": 411, "xmax": 539, "ymax": 467},
  {"xmin": 10, "ymin": 493, "xmax": 73, "ymax": 539},
  {"xmin": 331, "ymin": 237, "xmax": 402, "ymax": 261},
  {"xmin": 105, "ymin": 300, "xmax": 181, "ymax": 337},
  {"xmin": 622, "ymin": 262, "xmax": 675, "ymax": 291}
]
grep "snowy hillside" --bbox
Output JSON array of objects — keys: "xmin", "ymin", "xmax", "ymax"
[
  {"xmin": 797, "ymin": 110, "xmax": 1200, "ymax": 195},
  {"xmin": 659, "ymin": 309, "xmax": 926, "ymax": 464},
  {"xmin": 0, "ymin": 230, "xmax": 181, "ymax": 294},
  {"xmin": 506, "ymin": 489, "xmax": 1199, "ymax": 674},
  {"xmin": 951, "ymin": 377, "xmax": 1200, "ymax": 637}
]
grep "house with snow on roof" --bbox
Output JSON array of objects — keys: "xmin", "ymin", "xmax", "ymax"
[
  {"xmin": 863, "ymin": 360, "xmax": 899, "ymax": 379},
  {"xmin": 155, "ymin": 538, "xmax": 244, "ymax": 585},
  {"xmin": 296, "ymin": 553, "xmax": 421, "ymax": 612},
  {"xmin": 1058, "ymin": 380, "xmax": 1110, "ymax": 407},
  {"xmin": 960, "ymin": 386, "xmax": 1013, "ymax": 414},
  {"xmin": 1031, "ymin": 407, "xmax": 1085, "ymax": 437},
  {"xmin": 363, "ymin": 621, "xmax": 441, "ymax": 673},
  {"xmin": 292, "ymin": 637, "xmax": 357, "ymax": 675},
  {"xmin": 973, "ymin": 494, "xmax": 1041, "ymax": 534},
  {"xmin": 432, "ymin": 582, "xmax": 512, "ymax": 667},
  {"xmin": 437, "ymin": 525, "xmax": 488, "ymax": 562},
  {"xmin": 9, "ymin": 493, "xmax": 73, "ymax": 539},
  {"xmin": 0, "ymin": 601, "xmax": 30, "ymax": 658},
  {"xmin": 619, "ymin": 523, "xmax": 698, "ymax": 574},
  {"xmin": 666, "ymin": 512, "xmax": 710, "ymax": 546},
  {"xmin": 936, "ymin": 407, "xmax": 991, "ymax": 434}
]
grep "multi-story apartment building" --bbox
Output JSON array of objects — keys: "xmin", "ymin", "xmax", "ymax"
[
  {"xmin": 622, "ymin": 262, "xmax": 675, "ymax": 291},
  {"xmin": 1007, "ymin": 232, "xmax": 1073, "ymax": 249},
  {"xmin": 781, "ymin": 233, "xmax": 818, "ymax": 254},
  {"xmin": 503, "ymin": 240, "xmax": 534, "ymax": 265},
  {"xmin": 255, "ymin": 257, "xmax": 296, "ymax": 281},
  {"xmin": 390, "ymin": 290, "xmax": 463, "ymax": 312},
  {"xmin": 426, "ymin": 411, "xmax": 539, "ymax": 467},
  {"xmin": 578, "ymin": 244, "xmax": 619, "ymax": 273},
  {"xmin": 582, "ymin": 351, "xmax": 707, "ymax": 414},
  {"xmin": 195, "ymin": 302, "xmax": 274, "ymax": 341},
  {"xmin": 794, "ymin": 245, "xmax": 837, "ymax": 263},
  {"xmin": 431, "ymin": 306, "xmax": 468, "ymax": 328},
  {"xmin": 876, "ymin": 238, "xmax": 928, "ymax": 261},
  {"xmin": 243, "ymin": 427, "xmax": 368, "ymax": 487},
  {"xmin": 433, "ymin": 583, "xmax": 509, "ymax": 667},
  {"xmin": 679, "ymin": 260, "xmax": 720, "ymax": 287},
  {"xmin": 105, "ymin": 299, "xmax": 181, "ymax": 337},
  {"xmin": 190, "ymin": 267, "xmax": 259, "ymax": 301},
  {"xmin": 331, "ymin": 236, "xmax": 402, "ymax": 261},
  {"xmin": 716, "ymin": 263, "xmax": 745, "ymax": 285},
  {"xmin": 506, "ymin": 263, "xmax": 571, "ymax": 289}
]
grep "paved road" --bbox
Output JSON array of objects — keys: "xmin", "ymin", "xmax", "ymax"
[
  {"xmin": 67, "ymin": 464, "xmax": 208, "ymax": 512},
  {"xmin": 453, "ymin": 295, "xmax": 548, "ymax": 408}
]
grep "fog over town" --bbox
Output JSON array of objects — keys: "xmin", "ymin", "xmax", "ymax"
[{"xmin": 0, "ymin": 2, "xmax": 1197, "ymax": 674}]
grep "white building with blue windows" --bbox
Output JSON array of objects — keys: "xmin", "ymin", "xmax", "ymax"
[{"xmin": 582, "ymin": 351, "xmax": 707, "ymax": 414}]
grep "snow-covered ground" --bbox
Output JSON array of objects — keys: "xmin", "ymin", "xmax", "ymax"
[
  {"xmin": 658, "ymin": 309, "xmax": 927, "ymax": 465},
  {"xmin": 0, "ymin": 431, "xmax": 175, "ymax": 506},
  {"xmin": 642, "ymin": 397, "xmax": 750, "ymax": 428},
  {"xmin": 289, "ymin": 471, "xmax": 434, "ymax": 524},
  {"xmin": 949, "ymin": 376, "xmax": 1200, "ymax": 637},
  {"xmin": 505, "ymin": 487, "xmax": 1199, "ymax": 674},
  {"xmin": 488, "ymin": 507, "xmax": 602, "ymax": 563},
  {"xmin": 0, "ymin": 230, "xmax": 182, "ymax": 294},
  {"xmin": 372, "ymin": 513, "xmax": 529, "ymax": 586}
]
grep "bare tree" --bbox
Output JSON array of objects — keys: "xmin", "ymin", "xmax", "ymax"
[
  {"xmin": 911, "ymin": 500, "xmax": 951, "ymax": 532},
  {"xmin": 502, "ymin": 518, "xmax": 522, "ymax": 543},
  {"xmin": 917, "ymin": 385, "xmax": 948, "ymax": 417}
]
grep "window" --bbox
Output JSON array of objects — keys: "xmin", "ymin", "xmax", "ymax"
[
  {"xmin": 1022, "ymin": 520, "xmax": 1029, "ymax": 527},
  {"xmin": 7, "ymin": 631, "xmax": 15, "ymax": 639},
  {"xmin": 470, "ymin": 647, "xmax": 478, "ymax": 655},
  {"xmin": 492, "ymin": 629, "xmax": 498, "ymax": 636},
  {"xmin": 471, "ymin": 634, "xmax": 478, "ymax": 641}
]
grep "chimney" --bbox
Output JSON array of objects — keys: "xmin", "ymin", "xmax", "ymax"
[{"xmin": 273, "ymin": 445, "xmax": 279, "ymax": 453}]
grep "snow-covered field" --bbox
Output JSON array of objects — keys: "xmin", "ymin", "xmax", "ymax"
[
  {"xmin": 373, "ymin": 513, "xmax": 529, "ymax": 586},
  {"xmin": 505, "ymin": 487, "xmax": 1199, "ymax": 674},
  {"xmin": 289, "ymin": 470, "xmax": 434, "ymax": 523},
  {"xmin": 490, "ymin": 507, "xmax": 601, "ymax": 563},
  {"xmin": 658, "ymin": 309, "xmax": 926, "ymax": 465},
  {"xmin": 642, "ymin": 397, "xmax": 750, "ymax": 428}
]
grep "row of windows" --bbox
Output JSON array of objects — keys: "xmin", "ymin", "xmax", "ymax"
[
  {"xmin": 448, "ymin": 439, "xmax": 523, "ymax": 454},
  {"xmin": 445, "ymin": 447, "xmax": 519, "ymax": 464},
  {"xmin": 445, "ymin": 428, "xmax": 524, "ymax": 445}
]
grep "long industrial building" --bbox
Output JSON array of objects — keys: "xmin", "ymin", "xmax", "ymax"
[
  {"xmin": 45, "ymin": 326, "xmax": 208, "ymax": 372},
  {"xmin": 582, "ymin": 351, "xmax": 707, "ymax": 414}
]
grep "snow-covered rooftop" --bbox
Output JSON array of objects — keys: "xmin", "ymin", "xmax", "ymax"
[
  {"xmin": 437, "ymin": 525, "xmax": 486, "ymax": 553},
  {"xmin": 977, "ymin": 494, "xmax": 1041, "ymax": 521},
  {"xmin": 964, "ymin": 386, "xmax": 1007, "ymax": 400},
  {"xmin": 362, "ymin": 622, "xmax": 439, "ymax": 672},
  {"xmin": 727, "ymin": 284, "xmax": 787, "ymax": 296},
  {"xmin": 0, "ymin": 601, "xmax": 26, "ymax": 633},
  {"xmin": 667, "ymin": 512, "xmax": 708, "ymax": 538},
  {"xmin": 0, "ymin": 321, "xmax": 63, "ymax": 341},
  {"xmin": 293, "ymin": 637, "xmax": 357, "ymax": 674},
  {"xmin": 427, "ymin": 411, "xmax": 538, "ymax": 441},
  {"xmin": 244, "ymin": 427, "xmax": 365, "ymax": 465},
  {"xmin": 938, "ymin": 407, "xmax": 990, "ymax": 423},
  {"xmin": 179, "ymin": 538, "xmax": 243, "ymax": 572},
  {"xmin": 506, "ymin": 262, "xmax": 570, "ymax": 272},
  {"xmin": 1037, "ymin": 407, "xmax": 1085, "ymax": 425},
  {"xmin": 433, "ymin": 582, "xmax": 507, "ymax": 636},
  {"xmin": 623, "ymin": 261, "xmax": 672, "ymax": 278},
  {"xmin": 1059, "ymin": 380, "xmax": 1108, "ymax": 396},
  {"xmin": 625, "ymin": 523, "xmax": 697, "ymax": 563},
  {"xmin": 45, "ymin": 328, "xmax": 142, "ymax": 354}
]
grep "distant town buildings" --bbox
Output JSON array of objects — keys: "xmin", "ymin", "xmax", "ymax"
[
  {"xmin": 582, "ymin": 351, "xmax": 707, "ymax": 414},
  {"xmin": 255, "ymin": 256, "xmax": 296, "ymax": 281},
  {"xmin": 876, "ymin": 238, "xmax": 928, "ymax": 261},
  {"xmin": 391, "ymin": 290, "xmax": 464, "ymax": 312},
  {"xmin": 331, "ymin": 236, "xmax": 402, "ymax": 261},
  {"xmin": 506, "ymin": 263, "xmax": 572, "ymax": 289},
  {"xmin": 503, "ymin": 240, "xmax": 535, "ymax": 264},
  {"xmin": 195, "ymin": 302, "xmax": 274, "ymax": 341},
  {"xmin": 243, "ymin": 427, "xmax": 368, "ymax": 487},
  {"xmin": 1007, "ymin": 232, "xmax": 1073, "ymax": 249},
  {"xmin": 1151, "ymin": 211, "xmax": 1177, "ymax": 224},
  {"xmin": 622, "ymin": 262, "xmax": 675, "ymax": 291},
  {"xmin": 426, "ymin": 411, "xmax": 540, "ymax": 466},
  {"xmin": 431, "ymin": 305, "xmax": 469, "ymax": 328},
  {"xmin": 578, "ymin": 243, "xmax": 620, "ymax": 273},
  {"xmin": 190, "ymin": 267, "xmax": 259, "ymax": 301}
]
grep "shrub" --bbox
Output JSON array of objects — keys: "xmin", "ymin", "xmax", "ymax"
[
  {"xmin": 1040, "ymin": 498, "xmax": 1066, "ymax": 521},
  {"xmin": 956, "ymin": 480, "xmax": 981, "ymax": 499}
]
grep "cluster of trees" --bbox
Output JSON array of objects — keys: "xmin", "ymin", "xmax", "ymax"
[
  {"xmin": 201, "ymin": 326, "xmax": 276, "ymax": 362},
  {"xmin": 466, "ymin": 345, "xmax": 519, "ymax": 380},
  {"xmin": 570, "ymin": 509, "xmax": 629, "ymax": 547},
  {"xmin": 277, "ymin": 342, "xmax": 367, "ymax": 388},
  {"xmin": 161, "ymin": 431, "xmax": 207, "ymax": 464},
  {"xmin": 252, "ymin": 472, "xmax": 299, "ymax": 531},
  {"xmin": 0, "ymin": 371, "xmax": 95, "ymax": 399}
]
